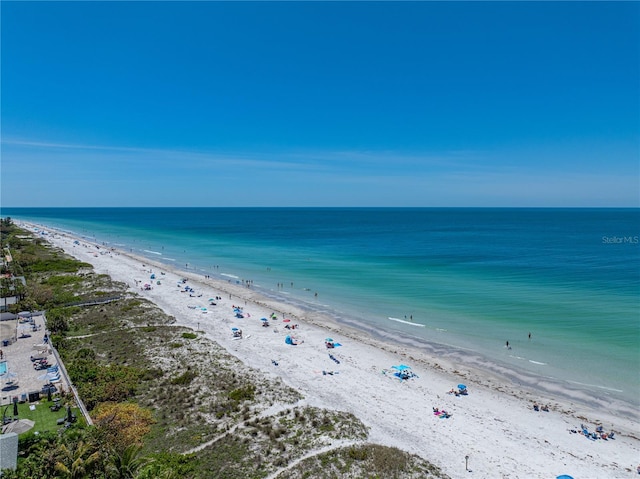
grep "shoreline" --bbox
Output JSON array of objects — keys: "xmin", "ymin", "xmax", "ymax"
[
  {"xmin": 20, "ymin": 222, "xmax": 640, "ymax": 477},
  {"xmin": 19, "ymin": 214, "xmax": 639, "ymax": 410},
  {"xmin": 47, "ymin": 222, "xmax": 639, "ymax": 423}
]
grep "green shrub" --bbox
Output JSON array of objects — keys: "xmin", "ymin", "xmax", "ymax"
[
  {"xmin": 171, "ymin": 371, "xmax": 197, "ymax": 386},
  {"xmin": 44, "ymin": 275, "xmax": 82, "ymax": 286},
  {"xmin": 228, "ymin": 384, "xmax": 255, "ymax": 402}
]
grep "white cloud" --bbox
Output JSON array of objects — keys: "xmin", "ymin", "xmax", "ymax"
[{"xmin": 2, "ymin": 138, "xmax": 638, "ymax": 207}]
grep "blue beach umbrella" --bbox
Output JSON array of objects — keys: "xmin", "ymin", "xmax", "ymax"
[
  {"xmin": 231, "ymin": 327, "xmax": 239, "ymax": 331},
  {"xmin": 556, "ymin": 476, "xmax": 574, "ymax": 479},
  {"xmin": 458, "ymin": 384, "xmax": 467, "ymax": 390},
  {"xmin": 261, "ymin": 318, "xmax": 268, "ymax": 322}
]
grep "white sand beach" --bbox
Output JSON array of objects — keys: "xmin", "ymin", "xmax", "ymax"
[{"xmin": 35, "ymin": 226, "xmax": 640, "ymax": 478}]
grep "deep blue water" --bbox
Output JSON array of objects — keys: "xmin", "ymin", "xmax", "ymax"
[{"xmin": 3, "ymin": 207, "xmax": 639, "ymax": 411}]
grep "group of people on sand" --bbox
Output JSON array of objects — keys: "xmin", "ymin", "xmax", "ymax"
[
  {"xmin": 448, "ymin": 387, "xmax": 468, "ymax": 397},
  {"xmin": 532, "ymin": 402, "xmax": 549, "ymax": 412},
  {"xmin": 569, "ymin": 424, "xmax": 616, "ymax": 441},
  {"xmin": 432, "ymin": 407, "xmax": 452, "ymax": 419}
]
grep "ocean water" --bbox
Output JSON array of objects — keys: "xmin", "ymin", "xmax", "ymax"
[{"xmin": 3, "ymin": 207, "xmax": 639, "ymax": 413}]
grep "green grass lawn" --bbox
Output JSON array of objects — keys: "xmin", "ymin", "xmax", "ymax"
[{"xmin": 4, "ymin": 400, "xmax": 84, "ymax": 436}]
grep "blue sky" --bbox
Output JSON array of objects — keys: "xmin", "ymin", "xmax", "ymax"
[{"xmin": 1, "ymin": 1, "xmax": 638, "ymax": 207}]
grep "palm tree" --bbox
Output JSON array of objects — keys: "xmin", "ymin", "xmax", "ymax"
[
  {"xmin": 0, "ymin": 277, "xmax": 12, "ymax": 310},
  {"xmin": 54, "ymin": 441, "xmax": 101, "ymax": 479},
  {"xmin": 108, "ymin": 444, "xmax": 151, "ymax": 479}
]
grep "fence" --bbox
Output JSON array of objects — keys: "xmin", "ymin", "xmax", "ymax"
[{"xmin": 43, "ymin": 312, "xmax": 93, "ymax": 426}]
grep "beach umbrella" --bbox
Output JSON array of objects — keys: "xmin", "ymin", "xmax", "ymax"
[
  {"xmin": 556, "ymin": 476, "xmax": 574, "ymax": 479},
  {"xmin": 200, "ymin": 307, "xmax": 207, "ymax": 311},
  {"xmin": 2, "ymin": 419, "xmax": 34, "ymax": 435},
  {"xmin": 208, "ymin": 298, "xmax": 215, "ymax": 302},
  {"xmin": 325, "ymin": 338, "xmax": 334, "ymax": 342},
  {"xmin": 231, "ymin": 327, "xmax": 239, "ymax": 331},
  {"xmin": 458, "ymin": 384, "xmax": 467, "ymax": 390},
  {"xmin": 261, "ymin": 318, "xmax": 268, "ymax": 322}
]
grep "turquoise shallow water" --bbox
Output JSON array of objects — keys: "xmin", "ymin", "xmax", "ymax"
[{"xmin": 4, "ymin": 207, "xmax": 639, "ymax": 412}]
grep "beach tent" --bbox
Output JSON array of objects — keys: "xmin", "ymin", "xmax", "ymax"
[
  {"xmin": 391, "ymin": 364, "xmax": 415, "ymax": 380},
  {"xmin": 392, "ymin": 364, "xmax": 411, "ymax": 372}
]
